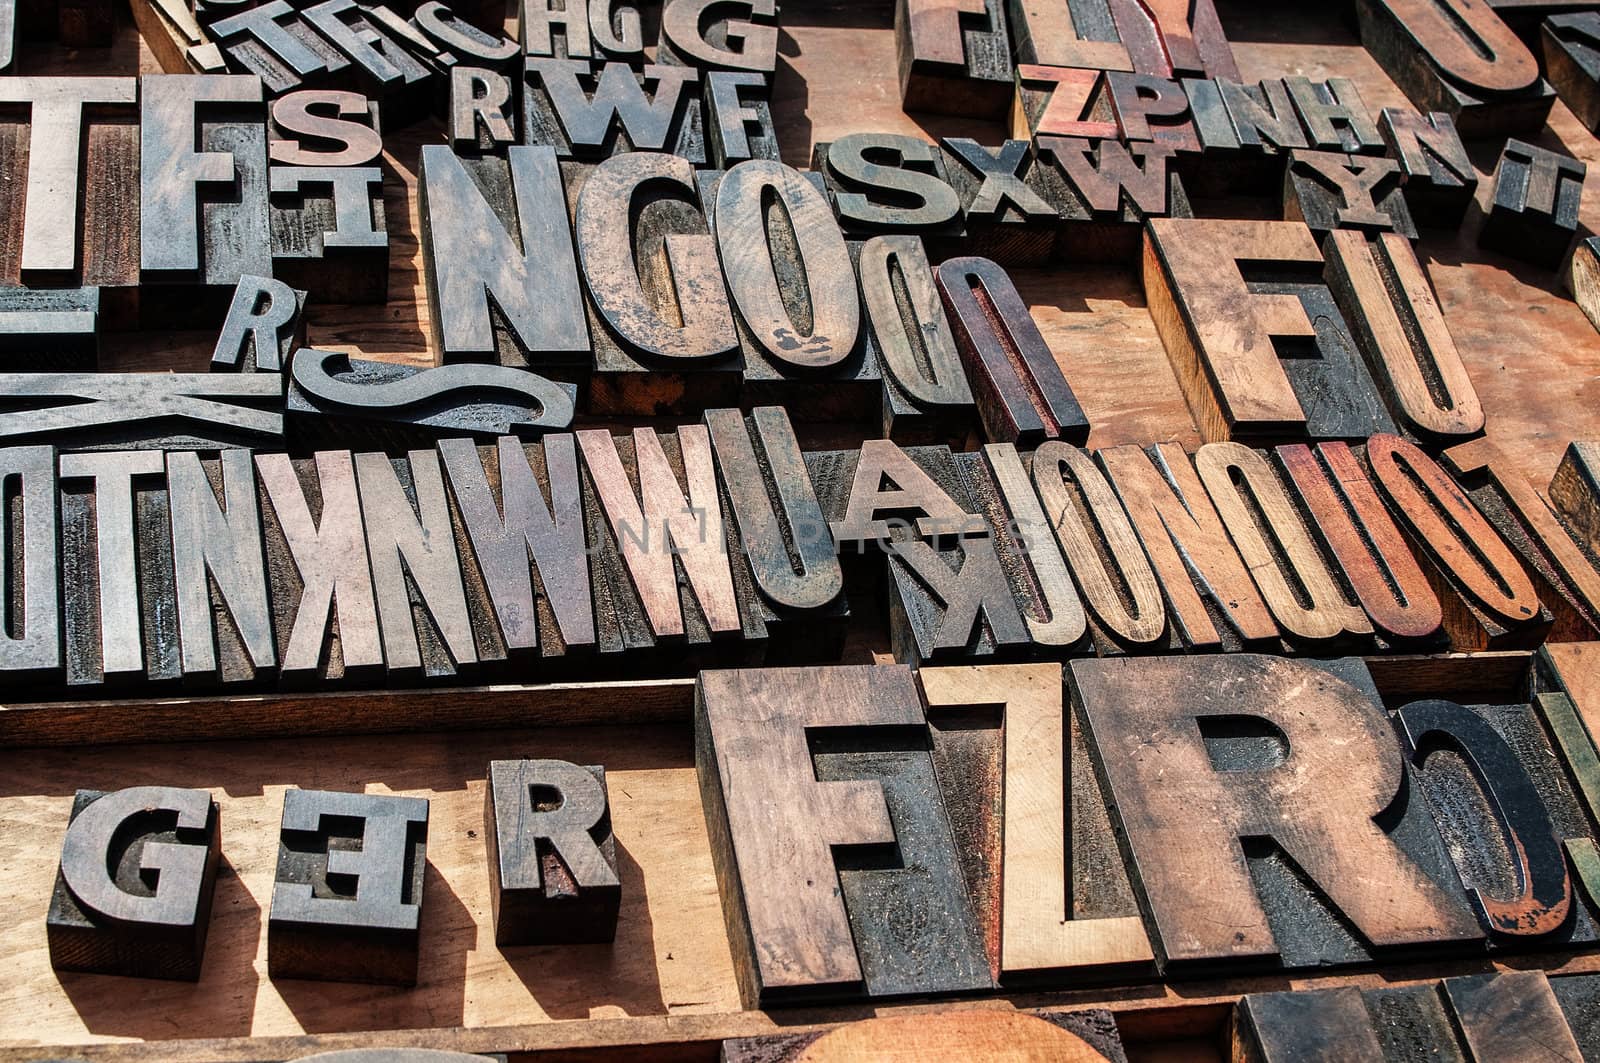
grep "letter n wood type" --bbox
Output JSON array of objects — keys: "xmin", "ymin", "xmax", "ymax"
[
  {"xmin": 417, "ymin": 144, "xmax": 590, "ymax": 377},
  {"xmin": 1073, "ymin": 654, "xmax": 1482, "ymax": 973},
  {"xmin": 1034, "ymin": 135, "xmax": 1192, "ymax": 263},
  {"xmin": 1366, "ymin": 432, "xmax": 1552, "ymax": 649},
  {"xmin": 920, "ymin": 662, "xmax": 1154, "ymax": 985},
  {"xmin": 696, "ymin": 665, "xmax": 992, "ymax": 1005}
]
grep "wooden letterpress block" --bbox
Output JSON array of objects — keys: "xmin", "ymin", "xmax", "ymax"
[
  {"xmin": 1283, "ymin": 75, "xmax": 1383, "ymax": 153},
  {"xmin": 1143, "ymin": 217, "xmax": 1396, "ymax": 443},
  {"xmin": 940, "ymin": 138, "xmax": 1060, "ymax": 264},
  {"xmin": 269, "ymin": 788, "xmax": 429, "ymax": 985},
  {"xmin": 256, "ymin": 450, "xmax": 384, "ymax": 687},
  {"xmin": 1550, "ymin": 440, "xmax": 1600, "ymax": 550},
  {"xmin": 139, "ymin": 74, "xmax": 272, "ymax": 323},
  {"xmin": 287, "ymin": 349, "xmax": 575, "ymax": 451},
  {"xmin": 1026, "ymin": 441, "xmax": 1170, "ymax": 654},
  {"xmin": 703, "ymin": 407, "xmax": 847, "ymax": 663},
  {"xmin": 1073, "ymin": 654, "xmax": 1482, "ymax": 973},
  {"xmin": 302, "ymin": 0, "xmax": 436, "ymax": 124},
  {"xmin": 519, "ymin": 0, "xmax": 644, "ymax": 64},
  {"xmin": 577, "ymin": 427, "xmax": 756, "ymax": 668},
  {"xmin": 1034, "ymin": 135, "xmax": 1191, "ymax": 262},
  {"xmin": 1284, "ymin": 149, "xmax": 1415, "ymax": 240},
  {"xmin": 1276, "ymin": 441, "xmax": 1444, "ymax": 648},
  {"xmin": 0, "ymin": 372, "xmax": 283, "ymax": 450},
  {"xmin": 356, "ymin": 449, "xmax": 486, "ymax": 682},
  {"xmin": 1396, "ymin": 698, "xmax": 1595, "ymax": 945},
  {"xmin": 0, "ymin": 0, "xmax": 10, "ymax": 73},
  {"xmin": 209, "ymin": 1, "xmax": 350, "ymax": 95},
  {"xmin": 451, "ymin": 66, "xmax": 518, "ymax": 153},
  {"xmin": 567, "ymin": 153, "xmax": 741, "ymax": 414},
  {"xmin": 0, "ymin": 444, "xmax": 61, "ymax": 682},
  {"xmin": 1105, "ymin": 72, "xmax": 1198, "ymax": 152},
  {"xmin": 1544, "ymin": 13, "xmax": 1600, "ymax": 131},
  {"xmin": 1194, "ymin": 441, "xmax": 1373, "ymax": 648},
  {"xmin": 166, "ymin": 449, "xmax": 276, "ymax": 686},
  {"xmin": 921, "ymin": 664, "xmax": 1153, "ymax": 985},
  {"xmin": 1099, "ymin": 442, "xmax": 1278, "ymax": 651},
  {"xmin": 894, "ymin": 0, "xmax": 1011, "ymax": 118},
  {"xmin": 723, "ymin": 1010, "xmax": 1130, "ymax": 1061},
  {"xmin": 1444, "ymin": 437, "xmax": 1600, "ymax": 641},
  {"xmin": 269, "ymin": 89, "xmax": 383, "ymax": 168},
  {"xmin": 49, "ymin": 787, "xmax": 221, "ymax": 981},
  {"xmin": 1218, "ymin": 77, "xmax": 1308, "ymax": 154},
  {"xmin": 1322, "ymin": 229, "xmax": 1483, "ymax": 441},
  {"xmin": 696, "ymin": 665, "xmax": 992, "ymax": 1006},
  {"xmin": 486, "ymin": 759, "xmax": 620, "ymax": 945},
  {"xmin": 1355, "ymin": 0, "xmax": 1555, "ymax": 136},
  {"xmin": 706, "ymin": 161, "xmax": 879, "ymax": 420},
  {"xmin": 410, "ymin": 0, "xmax": 519, "ymax": 68},
  {"xmin": 522, "ymin": 58, "xmax": 704, "ymax": 163},
  {"xmin": 655, "ymin": 0, "xmax": 776, "ymax": 76},
  {"xmin": 1575, "ymin": 237, "xmax": 1600, "ymax": 335},
  {"xmin": 703, "ymin": 70, "xmax": 776, "ymax": 167},
  {"xmin": 1479, "ymin": 138, "xmax": 1586, "ymax": 269},
  {"xmin": 955, "ymin": 445, "xmax": 1088, "ymax": 653},
  {"xmin": 269, "ymin": 164, "xmax": 389, "ymax": 304},
  {"xmin": 1114, "ymin": 0, "xmax": 1238, "ymax": 79},
  {"xmin": 1007, "ymin": 0, "xmax": 1130, "ymax": 70},
  {"xmin": 813, "ymin": 134, "xmax": 963, "ymax": 237},
  {"xmin": 0, "ymin": 78, "xmax": 140, "ymax": 298},
  {"xmin": 417, "ymin": 145, "xmax": 590, "ymax": 375},
  {"xmin": 935, "ymin": 255, "xmax": 1087, "ymax": 445},
  {"xmin": 1367, "ymin": 432, "xmax": 1553, "ymax": 649},
  {"xmin": 1378, "ymin": 107, "xmax": 1477, "ymax": 229},
  {"xmin": 438, "ymin": 434, "xmax": 596, "ymax": 667},
  {"xmin": 1233, "ymin": 986, "xmax": 1388, "ymax": 1062},
  {"xmin": 855, "ymin": 235, "xmax": 976, "ymax": 441},
  {"xmin": 210, "ymin": 274, "xmax": 306, "ymax": 373},
  {"xmin": 1010, "ymin": 64, "xmax": 1118, "ymax": 141},
  {"xmin": 1445, "ymin": 971, "xmax": 1587, "ymax": 1060},
  {"xmin": 0, "ymin": 287, "xmax": 98, "ymax": 370},
  {"xmin": 58, "ymin": 451, "xmax": 180, "ymax": 688}
]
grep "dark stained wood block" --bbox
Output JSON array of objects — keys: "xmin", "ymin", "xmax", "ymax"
[
  {"xmin": 0, "ymin": 371, "xmax": 283, "ymax": 450},
  {"xmin": 1366, "ymin": 432, "xmax": 1554, "ymax": 649},
  {"xmin": 1143, "ymin": 217, "xmax": 1395, "ymax": 443},
  {"xmin": 894, "ymin": 0, "xmax": 1011, "ymax": 118},
  {"xmin": 301, "ymin": 0, "xmax": 437, "ymax": 125},
  {"xmin": 1276, "ymin": 441, "xmax": 1445, "ymax": 649},
  {"xmin": 1007, "ymin": 0, "xmax": 1130, "ymax": 71},
  {"xmin": 287, "ymin": 348, "xmax": 576, "ymax": 452},
  {"xmin": 567, "ymin": 153, "xmax": 741, "ymax": 415},
  {"xmin": 935, "ymin": 255, "xmax": 1087, "ymax": 446},
  {"xmin": 409, "ymin": 0, "xmax": 519, "ymax": 69},
  {"xmin": 1322, "ymin": 229, "xmax": 1484, "ymax": 442},
  {"xmin": 0, "ymin": 286, "xmax": 99, "ymax": 370},
  {"xmin": 1010, "ymin": 64, "xmax": 1118, "ymax": 141},
  {"xmin": 703, "ymin": 407, "xmax": 848, "ymax": 663},
  {"xmin": 1443, "ymin": 971, "xmax": 1587, "ymax": 1060},
  {"xmin": 48, "ymin": 787, "xmax": 221, "ymax": 981},
  {"xmin": 268, "ymin": 787, "xmax": 429, "ymax": 986},
  {"xmin": 695, "ymin": 665, "xmax": 992, "ymax": 1006},
  {"xmin": 1354, "ymin": 0, "xmax": 1555, "ymax": 136},
  {"xmin": 417, "ymin": 145, "xmax": 590, "ymax": 375},
  {"xmin": 704, "ymin": 161, "xmax": 880, "ymax": 420},
  {"xmin": 704, "ymin": 70, "xmax": 777, "ymax": 167},
  {"xmin": 486, "ymin": 758, "xmax": 620, "ymax": 946},
  {"xmin": 940, "ymin": 137, "xmax": 1060, "ymax": 265},
  {"xmin": 1072, "ymin": 653, "xmax": 1482, "ymax": 973},
  {"xmin": 256, "ymin": 450, "xmax": 384, "ymax": 687},
  {"xmin": 854, "ymin": 235, "xmax": 976, "ymax": 442},
  {"xmin": 1378, "ymin": 107, "xmax": 1477, "ymax": 229},
  {"xmin": 813, "ymin": 134, "xmax": 963, "ymax": 238},
  {"xmin": 1283, "ymin": 76, "xmax": 1383, "ymax": 154},
  {"xmin": 210, "ymin": 274, "xmax": 305, "ymax": 374},
  {"xmin": 1035, "ymin": 135, "xmax": 1192, "ymax": 262},
  {"xmin": 208, "ymin": 1, "xmax": 351, "ymax": 96},
  {"xmin": 0, "ymin": 444, "xmax": 62, "ymax": 682},
  {"xmin": 1234, "ymin": 986, "xmax": 1387, "ymax": 1062},
  {"xmin": 1544, "ymin": 13, "xmax": 1600, "ymax": 131},
  {"xmin": 269, "ymin": 163, "xmax": 390, "ymax": 305},
  {"xmin": 655, "ymin": 0, "xmax": 776, "ymax": 76},
  {"xmin": 1283, "ymin": 149, "xmax": 1416, "ymax": 240},
  {"xmin": 520, "ymin": 0, "xmax": 645, "ymax": 64},
  {"xmin": 1105, "ymin": 72, "xmax": 1199, "ymax": 153},
  {"xmin": 1575, "ymin": 236, "xmax": 1600, "ymax": 336},
  {"xmin": 522, "ymin": 58, "xmax": 704, "ymax": 163},
  {"xmin": 1479, "ymin": 138, "xmax": 1586, "ymax": 269}
]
